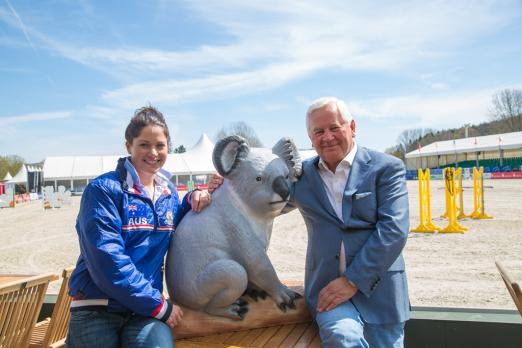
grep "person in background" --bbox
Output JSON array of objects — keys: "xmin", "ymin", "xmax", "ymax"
[
  {"xmin": 66, "ymin": 106, "xmax": 212, "ymax": 348},
  {"xmin": 210, "ymin": 96, "xmax": 410, "ymax": 348}
]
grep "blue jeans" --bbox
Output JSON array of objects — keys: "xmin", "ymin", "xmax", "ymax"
[
  {"xmin": 315, "ymin": 301, "xmax": 405, "ymax": 348},
  {"xmin": 66, "ymin": 310, "xmax": 174, "ymax": 348}
]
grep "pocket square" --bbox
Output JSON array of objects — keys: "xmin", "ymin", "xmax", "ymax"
[{"xmin": 354, "ymin": 192, "xmax": 372, "ymax": 200}]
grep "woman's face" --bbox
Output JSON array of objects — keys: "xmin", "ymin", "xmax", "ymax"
[{"xmin": 126, "ymin": 125, "xmax": 168, "ymax": 177}]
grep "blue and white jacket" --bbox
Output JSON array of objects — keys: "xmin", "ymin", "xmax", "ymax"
[{"xmin": 68, "ymin": 157, "xmax": 191, "ymax": 322}]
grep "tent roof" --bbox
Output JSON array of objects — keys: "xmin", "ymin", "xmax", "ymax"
[
  {"xmin": 1, "ymin": 172, "xmax": 13, "ymax": 182},
  {"xmin": 405, "ymin": 131, "xmax": 522, "ymax": 159},
  {"xmin": 9, "ymin": 165, "xmax": 28, "ymax": 184},
  {"xmin": 43, "ymin": 155, "xmax": 126, "ymax": 180},
  {"xmin": 180, "ymin": 133, "xmax": 215, "ymax": 174}
]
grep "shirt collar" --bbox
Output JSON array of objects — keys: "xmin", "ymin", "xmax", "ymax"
[
  {"xmin": 318, "ymin": 141, "xmax": 358, "ymax": 173},
  {"xmin": 123, "ymin": 157, "xmax": 172, "ymax": 196}
]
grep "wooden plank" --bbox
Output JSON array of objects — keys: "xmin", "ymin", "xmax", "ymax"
[
  {"xmin": 188, "ymin": 331, "xmax": 234, "ymax": 344},
  {"xmin": 307, "ymin": 331, "xmax": 322, "ymax": 348},
  {"xmin": 280, "ymin": 323, "xmax": 310, "ymax": 347},
  {"xmin": 496, "ymin": 261, "xmax": 522, "ymax": 315},
  {"xmin": 250, "ymin": 325, "xmax": 281, "ymax": 347},
  {"xmin": 236, "ymin": 327, "xmax": 266, "ymax": 346},
  {"xmin": 223, "ymin": 329, "xmax": 251, "ymax": 345},
  {"xmin": 263, "ymin": 324, "xmax": 296, "ymax": 347},
  {"xmin": 293, "ymin": 322, "xmax": 318, "ymax": 347},
  {"xmin": 177, "ymin": 341, "xmax": 242, "ymax": 348},
  {"xmin": 278, "ymin": 322, "xmax": 309, "ymax": 347}
]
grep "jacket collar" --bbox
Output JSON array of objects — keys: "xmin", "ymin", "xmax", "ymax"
[{"xmin": 116, "ymin": 157, "xmax": 172, "ymax": 197}]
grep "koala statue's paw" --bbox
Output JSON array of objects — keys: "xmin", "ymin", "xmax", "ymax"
[
  {"xmin": 243, "ymin": 287, "xmax": 268, "ymax": 302},
  {"xmin": 275, "ymin": 286, "xmax": 302, "ymax": 313},
  {"xmin": 230, "ymin": 298, "xmax": 250, "ymax": 320},
  {"xmin": 206, "ymin": 298, "xmax": 249, "ymax": 320}
]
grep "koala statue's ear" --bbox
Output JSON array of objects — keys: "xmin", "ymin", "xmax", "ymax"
[
  {"xmin": 272, "ymin": 137, "xmax": 302, "ymax": 182},
  {"xmin": 213, "ymin": 135, "xmax": 250, "ymax": 177}
]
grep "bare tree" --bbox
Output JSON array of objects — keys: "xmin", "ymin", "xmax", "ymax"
[
  {"xmin": 394, "ymin": 128, "xmax": 435, "ymax": 160},
  {"xmin": 215, "ymin": 121, "xmax": 263, "ymax": 147},
  {"xmin": 0, "ymin": 155, "xmax": 24, "ymax": 180},
  {"xmin": 490, "ymin": 89, "xmax": 522, "ymax": 131},
  {"xmin": 385, "ymin": 145, "xmax": 403, "ymax": 160}
]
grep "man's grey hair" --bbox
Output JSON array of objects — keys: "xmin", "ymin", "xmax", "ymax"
[{"xmin": 306, "ymin": 96, "xmax": 353, "ymax": 133}]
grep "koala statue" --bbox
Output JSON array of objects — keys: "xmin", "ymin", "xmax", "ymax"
[{"xmin": 166, "ymin": 135, "xmax": 302, "ymax": 320}]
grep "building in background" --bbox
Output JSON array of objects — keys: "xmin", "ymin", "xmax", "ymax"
[{"xmin": 404, "ymin": 131, "xmax": 522, "ymax": 172}]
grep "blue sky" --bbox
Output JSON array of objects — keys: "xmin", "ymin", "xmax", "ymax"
[{"xmin": 1, "ymin": 0, "xmax": 522, "ymax": 163}]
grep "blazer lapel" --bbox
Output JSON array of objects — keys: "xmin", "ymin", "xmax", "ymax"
[
  {"xmin": 342, "ymin": 147, "xmax": 372, "ymax": 224},
  {"xmin": 306, "ymin": 156, "xmax": 340, "ymax": 221}
]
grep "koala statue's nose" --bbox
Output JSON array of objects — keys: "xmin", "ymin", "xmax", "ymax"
[{"xmin": 272, "ymin": 176, "xmax": 290, "ymax": 201}]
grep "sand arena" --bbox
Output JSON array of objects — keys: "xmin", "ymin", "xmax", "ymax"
[{"xmin": 0, "ymin": 179, "xmax": 520, "ymax": 311}]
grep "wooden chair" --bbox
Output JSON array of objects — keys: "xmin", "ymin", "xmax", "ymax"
[
  {"xmin": 0, "ymin": 273, "xmax": 59, "ymax": 348},
  {"xmin": 495, "ymin": 261, "xmax": 522, "ymax": 316},
  {"xmin": 29, "ymin": 267, "xmax": 74, "ymax": 348}
]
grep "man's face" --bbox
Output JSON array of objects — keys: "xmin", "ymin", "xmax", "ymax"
[{"xmin": 308, "ymin": 103, "xmax": 356, "ymax": 171}]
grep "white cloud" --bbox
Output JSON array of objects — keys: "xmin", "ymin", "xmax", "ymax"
[
  {"xmin": 351, "ymin": 88, "xmax": 498, "ymax": 129},
  {"xmin": 430, "ymin": 83, "xmax": 449, "ymax": 91},
  {"xmin": 1, "ymin": 111, "xmax": 72, "ymax": 125},
  {"xmin": 101, "ymin": 62, "xmax": 319, "ymax": 108},
  {"xmin": 4, "ymin": 1, "xmax": 518, "ymax": 84}
]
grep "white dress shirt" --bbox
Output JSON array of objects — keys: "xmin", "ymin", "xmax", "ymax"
[{"xmin": 317, "ymin": 142, "xmax": 358, "ymax": 275}]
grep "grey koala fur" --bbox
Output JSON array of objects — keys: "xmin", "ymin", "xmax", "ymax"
[{"xmin": 166, "ymin": 135, "xmax": 302, "ymax": 320}]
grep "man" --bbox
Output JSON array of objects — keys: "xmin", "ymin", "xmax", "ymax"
[
  {"xmin": 210, "ymin": 96, "xmax": 410, "ymax": 347},
  {"xmin": 290, "ymin": 96, "xmax": 410, "ymax": 347}
]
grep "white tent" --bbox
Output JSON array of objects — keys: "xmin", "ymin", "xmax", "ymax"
[
  {"xmin": 1, "ymin": 172, "xmax": 13, "ymax": 182},
  {"xmin": 162, "ymin": 134, "xmax": 214, "ymax": 175},
  {"xmin": 41, "ymin": 133, "xmax": 321, "ymax": 191},
  {"xmin": 42, "ymin": 134, "xmax": 217, "ymax": 191},
  {"xmin": 9, "ymin": 165, "xmax": 28, "ymax": 184}
]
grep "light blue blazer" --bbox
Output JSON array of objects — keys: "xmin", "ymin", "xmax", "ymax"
[{"xmin": 290, "ymin": 147, "xmax": 410, "ymax": 324}]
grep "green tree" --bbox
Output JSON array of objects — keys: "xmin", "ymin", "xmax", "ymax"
[{"xmin": 174, "ymin": 145, "xmax": 186, "ymax": 153}]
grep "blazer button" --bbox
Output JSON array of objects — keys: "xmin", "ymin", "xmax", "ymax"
[{"xmin": 335, "ymin": 253, "xmax": 340, "ymax": 260}]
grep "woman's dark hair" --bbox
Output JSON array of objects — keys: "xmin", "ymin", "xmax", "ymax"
[{"xmin": 125, "ymin": 106, "xmax": 171, "ymax": 149}]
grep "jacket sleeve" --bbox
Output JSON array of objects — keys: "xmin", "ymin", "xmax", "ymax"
[
  {"xmin": 344, "ymin": 158, "xmax": 409, "ymax": 297},
  {"xmin": 77, "ymin": 182, "xmax": 172, "ymax": 321}
]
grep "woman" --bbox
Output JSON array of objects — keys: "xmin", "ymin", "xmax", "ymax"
[{"xmin": 66, "ymin": 106, "xmax": 212, "ymax": 347}]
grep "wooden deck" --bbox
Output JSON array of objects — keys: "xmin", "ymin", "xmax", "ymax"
[{"xmin": 177, "ymin": 321, "xmax": 321, "ymax": 348}]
